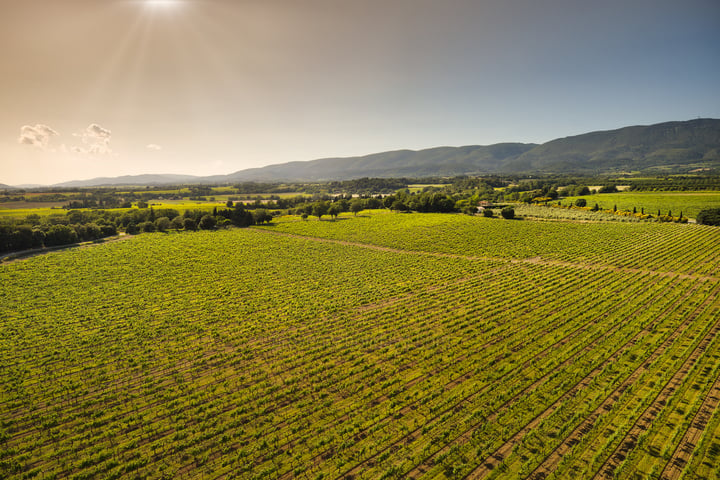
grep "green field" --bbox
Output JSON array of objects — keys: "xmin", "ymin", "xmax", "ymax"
[
  {"xmin": 2, "ymin": 213, "xmax": 720, "ymax": 479},
  {"xmin": 0, "ymin": 206, "xmax": 68, "ymax": 219},
  {"xmin": 0, "ymin": 203, "xmax": 219, "ymax": 219},
  {"xmin": 563, "ymin": 191, "xmax": 720, "ymax": 219}
]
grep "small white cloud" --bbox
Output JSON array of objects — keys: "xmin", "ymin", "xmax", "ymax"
[
  {"xmin": 146, "ymin": 144, "xmax": 162, "ymax": 151},
  {"xmin": 73, "ymin": 123, "xmax": 113, "ymax": 155},
  {"xmin": 19, "ymin": 122, "xmax": 118, "ymax": 156},
  {"xmin": 18, "ymin": 124, "xmax": 59, "ymax": 149},
  {"xmin": 86, "ymin": 123, "xmax": 111, "ymax": 139}
]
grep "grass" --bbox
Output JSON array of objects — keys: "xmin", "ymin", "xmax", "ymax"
[{"xmin": 563, "ymin": 191, "xmax": 720, "ymax": 219}]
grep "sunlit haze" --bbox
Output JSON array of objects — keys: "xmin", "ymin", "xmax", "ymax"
[{"xmin": 2, "ymin": 0, "xmax": 719, "ymax": 185}]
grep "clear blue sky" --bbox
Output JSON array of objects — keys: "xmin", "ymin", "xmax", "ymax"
[{"xmin": 2, "ymin": 0, "xmax": 719, "ymax": 185}]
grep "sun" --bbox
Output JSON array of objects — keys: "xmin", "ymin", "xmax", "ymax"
[{"xmin": 144, "ymin": 0, "xmax": 182, "ymax": 8}]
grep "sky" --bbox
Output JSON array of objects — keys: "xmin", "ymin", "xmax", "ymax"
[{"xmin": 1, "ymin": 0, "xmax": 719, "ymax": 186}]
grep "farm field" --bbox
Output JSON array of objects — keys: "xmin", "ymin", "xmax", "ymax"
[
  {"xmin": 0, "ymin": 202, "xmax": 218, "ymax": 220},
  {"xmin": 1, "ymin": 213, "xmax": 720, "ymax": 479},
  {"xmin": 0, "ymin": 206, "xmax": 68, "ymax": 218},
  {"xmin": 511, "ymin": 204, "xmax": 647, "ymax": 222},
  {"xmin": 563, "ymin": 191, "xmax": 720, "ymax": 220}
]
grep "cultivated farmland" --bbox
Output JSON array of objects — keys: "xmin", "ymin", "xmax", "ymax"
[
  {"xmin": 562, "ymin": 191, "xmax": 720, "ymax": 220},
  {"xmin": 1, "ymin": 213, "xmax": 719, "ymax": 479}
]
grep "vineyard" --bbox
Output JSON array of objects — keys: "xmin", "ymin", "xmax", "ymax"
[
  {"xmin": 561, "ymin": 191, "xmax": 720, "ymax": 220},
  {"xmin": 1, "ymin": 213, "xmax": 720, "ymax": 479}
]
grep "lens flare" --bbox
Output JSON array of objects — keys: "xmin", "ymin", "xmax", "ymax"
[{"xmin": 145, "ymin": 0, "xmax": 182, "ymax": 8}]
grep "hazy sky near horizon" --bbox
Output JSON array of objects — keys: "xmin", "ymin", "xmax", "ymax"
[{"xmin": 2, "ymin": 0, "xmax": 719, "ymax": 185}]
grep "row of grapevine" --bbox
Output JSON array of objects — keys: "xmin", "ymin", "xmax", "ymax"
[
  {"xmin": 1, "ymin": 219, "xmax": 719, "ymax": 479},
  {"xmin": 261, "ymin": 212, "xmax": 720, "ymax": 277}
]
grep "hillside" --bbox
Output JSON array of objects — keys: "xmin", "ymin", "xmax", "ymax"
[
  {"xmin": 53, "ymin": 174, "xmax": 202, "ymax": 188},
  {"xmin": 220, "ymin": 119, "xmax": 720, "ymax": 181},
  {"xmin": 509, "ymin": 118, "xmax": 720, "ymax": 173},
  {"xmin": 219, "ymin": 143, "xmax": 537, "ymax": 182},
  {"xmin": 27, "ymin": 118, "xmax": 720, "ymax": 187}
]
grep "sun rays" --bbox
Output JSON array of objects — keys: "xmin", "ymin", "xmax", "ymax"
[{"xmin": 143, "ymin": 0, "xmax": 184, "ymax": 9}]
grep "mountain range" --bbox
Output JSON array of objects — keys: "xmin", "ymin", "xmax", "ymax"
[{"xmin": 10, "ymin": 118, "xmax": 720, "ymax": 188}]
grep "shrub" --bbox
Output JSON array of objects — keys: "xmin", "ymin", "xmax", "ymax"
[
  {"xmin": 696, "ymin": 208, "xmax": 720, "ymax": 226},
  {"xmin": 125, "ymin": 222, "xmax": 139, "ymax": 235},
  {"xmin": 575, "ymin": 198, "xmax": 587, "ymax": 207},
  {"xmin": 501, "ymin": 207, "xmax": 515, "ymax": 219},
  {"xmin": 199, "ymin": 215, "xmax": 216, "ymax": 230},
  {"xmin": 155, "ymin": 217, "xmax": 171, "ymax": 232},
  {"xmin": 183, "ymin": 218, "xmax": 197, "ymax": 231},
  {"xmin": 138, "ymin": 221, "xmax": 156, "ymax": 233},
  {"xmin": 100, "ymin": 224, "xmax": 116, "ymax": 236},
  {"xmin": 598, "ymin": 184, "xmax": 618, "ymax": 194},
  {"xmin": 44, "ymin": 225, "xmax": 78, "ymax": 246},
  {"xmin": 171, "ymin": 216, "xmax": 185, "ymax": 230}
]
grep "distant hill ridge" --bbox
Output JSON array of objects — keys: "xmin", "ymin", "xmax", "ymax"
[{"xmin": 21, "ymin": 118, "xmax": 720, "ymax": 187}]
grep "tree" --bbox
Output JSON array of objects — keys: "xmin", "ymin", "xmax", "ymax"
[
  {"xmin": 390, "ymin": 200, "xmax": 408, "ymax": 212},
  {"xmin": 10, "ymin": 225, "xmax": 34, "ymax": 250},
  {"xmin": 155, "ymin": 217, "xmax": 171, "ymax": 232},
  {"xmin": 482, "ymin": 208, "xmax": 494, "ymax": 217},
  {"xmin": 598, "ymin": 184, "xmax": 618, "ymax": 194},
  {"xmin": 125, "ymin": 222, "xmax": 139, "ymax": 235},
  {"xmin": 216, "ymin": 217, "xmax": 233, "ymax": 227},
  {"xmin": 171, "ymin": 216, "xmax": 185, "ymax": 230},
  {"xmin": 336, "ymin": 198, "xmax": 349, "ymax": 212},
  {"xmin": 350, "ymin": 198, "xmax": 364, "ymax": 216},
  {"xmin": 100, "ymin": 224, "xmax": 117, "ymax": 237},
  {"xmin": 500, "ymin": 207, "xmax": 515, "ymax": 219},
  {"xmin": 139, "ymin": 221, "xmax": 156, "ymax": 233},
  {"xmin": 697, "ymin": 208, "xmax": 720, "ymax": 226},
  {"xmin": 199, "ymin": 215, "xmax": 216, "ymax": 230},
  {"xmin": 328, "ymin": 203, "xmax": 342, "ymax": 219},
  {"xmin": 312, "ymin": 202, "xmax": 329, "ymax": 220},
  {"xmin": 575, "ymin": 198, "xmax": 587, "ymax": 207},
  {"xmin": 84, "ymin": 223, "xmax": 102, "ymax": 240},
  {"xmin": 67, "ymin": 210, "xmax": 84, "ymax": 224},
  {"xmin": 44, "ymin": 225, "xmax": 78, "ymax": 246},
  {"xmin": 183, "ymin": 218, "xmax": 197, "ymax": 231},
  {"xmin": 226, "ymin": 200, "xmax": 234, "ymax": 208},
  {"xmin": 365, "ymin": 197, "xmax": 383, "ymax": 210},
  {"xmin": 576, "ymin": 186, "xmax": 591, "ymax": 196},
  {"xmin": 252, "ymin": 209, "xmax": 272, "ymax": 224},
  {"xmin": 31, "ymin": 229, "xmax": 45, "ymax": 248}
]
